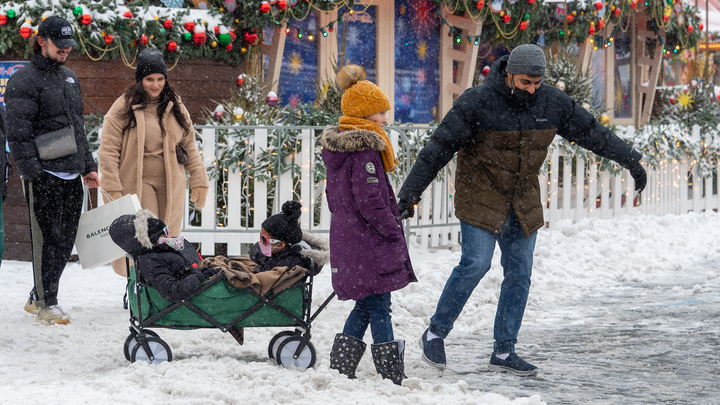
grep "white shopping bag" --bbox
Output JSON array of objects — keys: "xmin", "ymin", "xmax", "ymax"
[{"xmin": 74, "ymin": 188, "xmax": 142, "ymax": 269}]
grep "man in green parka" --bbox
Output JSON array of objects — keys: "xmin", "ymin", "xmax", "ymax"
[{"xmin": 399, "ymin": 44, "xmax": 647, "ymax": 376}]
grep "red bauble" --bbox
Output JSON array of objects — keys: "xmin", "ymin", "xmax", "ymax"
[
  {"xmin": 630, "ymin": 1, "xmax": 637, "ymax": 9},
  {"xmin": 519, "ymin": 20, "xmax": 528, "ymax": 30},
  {"xmin": 80, "ymin": 14, "xmax": 92, "ymax": 25},
  {"xmin": 567, "ymin": 15, "xmax": 574, "ymax": 24},
  {"xmin": 598, "ymin": 19, "xmax": 605, "ymax": 29},
  {"xmin": 226, "ymin": 43, "xmax": 232, "ymax": 52},
  {"xmin": 214, "ymin": 26, "xmax": 220, "ymax": 35},
  {"xmin": 669, "ymin": 97, "xmax": 675, "ymax": 105},
  {"xmin": 663, "ymin": 15, "xmax": 669, "ymax": 23},
  {"xmin": 184, "ymin": 21, "xmax": 195, "ymax": 32},
  {"xmin": 476, "ymin": 0, "xmax": 485, "ymax": 8},
  {"xmin": 167, "ymin": 41, "xmax": 178, "ymax": 52},
  {"xmin": 104, "ymin": 34, "xmax": 114, "ymax": 44},
  {"xmin": 0, "ymin": 15, "xmax": 7, "ymax": 25},
  {"xmin": 278, "ymin": 0, "xmax": 288, "ymax": 10},
  {"xmin": 192, "ymin": 31, "xmax": 207, "ymax": 46},
  {"xmin": 163, "ymin": 19, "xmax": 173, "ymax": 29},
  {"xmin": 594, "ymin": 2, "xmax": 603, "ymax": 10},
  {"xmin": 589, "ymin": 26, "xmax": 596, "ymax": 35},
  {"xmin": 260, "ymin": 1, "xmax": 271, "ymax": 14},
  {"xmin": 124, "ymin": 11, "xmax": 133, "ymax": 18},
  {"xmin": 700, "ymin": 23, "xmax": 704, "ymax": 31},
  {"xmin": 20, "ymin": 26, "xmax": 32, "ymax": 39},
  {"xmin": 236, "ymin": 76, "xmax": 245, "ymax": 87},
  {"xmin": 229, "ymin": 31, "xmax": 237, "ymax": 41},
  {"xmin": 244, "ymin": 32, "xmax": 258, "ymax": 45},
  {"xmin": 502, "ymin": 14, "xmax": 511, "ymax": 23},
  {"xmin": 528, "ymin": 0, "xmax": 535, "ymax": 4},
  {"xmin": 687, "ymin": 25, "xmax": 694, "ymax": 34},
  {"xmin": 140, "ymin": 34, "xmax": 148, "ymax": 45},
  {"xmin": 613, "ymin": 8, "xmax": 621, "ymax": 17},
  {"xmin": 482, "ymin": 66, "xmax": 490, "ymax": 77}
]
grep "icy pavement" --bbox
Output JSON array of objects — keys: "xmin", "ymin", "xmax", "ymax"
[{"xmin": 417, "ymin": 260, "xmax": 720, "ymax": 404}]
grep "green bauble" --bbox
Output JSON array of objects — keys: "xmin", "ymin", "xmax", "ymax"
[
  {"xmin": 183, "ymin": 32, "xmax": 192, "ymax": 41},
  {"xmin": 7, "ymin": 9, "xmax": 15, "ymax": 18},
  {"xmin": 73, "ymin": 7, "xmax": 82, "ymax": 16},
  {"xmin": 218, "ymin": 33, "xmax": 231, "ymax": 46}
]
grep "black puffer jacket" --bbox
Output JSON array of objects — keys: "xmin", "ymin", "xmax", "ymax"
[
  {"xmin": 135, "ymin": 244, "xmax": 216, "ymax": 302},
  {"xmin": 398, "ymin": 55, "xmax": 643, "ymax": 237},
  {"xmin": 5, "ymin": 54, "xmax": 96, "ymax": 180},
  {"xmin": 0, "ymin": 107, "xmax": 8, "ymax": 200}
]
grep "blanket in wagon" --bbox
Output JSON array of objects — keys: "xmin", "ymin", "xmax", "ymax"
[{"xmin": 202, "ymin": 255, "xmax": 306, "ymax": 296}]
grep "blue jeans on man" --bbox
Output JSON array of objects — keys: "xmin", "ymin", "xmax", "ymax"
[{"xmin": 429, "ymin": 210, "xmax": 536, "ymax": 354}]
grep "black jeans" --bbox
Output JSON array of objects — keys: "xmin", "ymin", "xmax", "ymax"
[{"xmin": 23, "ymin": 171, "xmax": 83, "ymax": 307}]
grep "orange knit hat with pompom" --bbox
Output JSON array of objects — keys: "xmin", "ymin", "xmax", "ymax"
[{"xmin": 338, "ymin": 65, "xmax": 390, "ymax": 118}]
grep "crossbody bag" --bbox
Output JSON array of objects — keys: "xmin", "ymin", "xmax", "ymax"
[{"xmin": 33, "ymin": 71, "xmax": 78, "ymax": 161}]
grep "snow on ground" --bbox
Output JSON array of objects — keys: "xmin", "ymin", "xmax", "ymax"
[{"xmin": 1, "ymin": 211, "xmax": 719, "ymax": 405}]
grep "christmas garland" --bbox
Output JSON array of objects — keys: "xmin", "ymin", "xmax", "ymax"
[
  {"xmin": 0, "ymin": 0, "xmax": 352, "ymax": 65},
  {"xmin": 431, "ymin": 0, "xmax": 703, "ymax": 53}
]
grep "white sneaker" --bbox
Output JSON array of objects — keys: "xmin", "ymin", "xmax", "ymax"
[
  {"xmin": 36, "ymin": 305, "xmax": 71, "ymax": 325},
  {"xmin": 24, "ymin": 295, "xmax": 39, "ymax": 315}
]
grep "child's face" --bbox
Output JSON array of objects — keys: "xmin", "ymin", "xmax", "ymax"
[
  {"xmin": 259, "ymin": 228, "xmax": 286, "ymax": 252},
  {"xmin": 365, "ymin": 110, "xmax": 388, "ymax": 127}
]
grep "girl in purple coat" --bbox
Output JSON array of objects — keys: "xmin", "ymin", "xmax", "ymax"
[{"xmin": 321, "ymin": 64, "xmax": 416, "ymax": 385}]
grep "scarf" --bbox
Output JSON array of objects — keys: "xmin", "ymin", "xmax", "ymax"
[{"xmin": 338, "ymin": 116, "xmax": 397, "ymax": 172}]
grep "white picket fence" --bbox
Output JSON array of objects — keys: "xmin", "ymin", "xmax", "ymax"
[{"xmin": 172, "ymin": 125, "xmax": 718, "ymax": 255}]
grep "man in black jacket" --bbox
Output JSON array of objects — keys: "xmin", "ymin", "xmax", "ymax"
[
  {"xmin": 0, "ymin": 107, "xmax": 8, "ymax": 269},
  {"xmin": 399, "ymin": 44, "xmax": 647, "ymax": 376},
  {"xmin": 5, "ymin": 16, "xmax": 99, "ymax": 325}
]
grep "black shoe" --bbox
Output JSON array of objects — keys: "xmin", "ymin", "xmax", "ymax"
[
  {"xmin": 488, "ymin": 353, "xmax": 538, "ymax": 376},
  {"xmin": 419, "ymin": 329, "xmax": 446, "ymax": 367}
]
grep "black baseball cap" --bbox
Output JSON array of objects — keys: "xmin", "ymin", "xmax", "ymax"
[{"xmin": 37, "ymin": 16, "xmax": 78, "ymax": 49}]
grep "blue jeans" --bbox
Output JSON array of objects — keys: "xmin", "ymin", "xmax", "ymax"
[
  {"xmin": 343, "ymin": 293, "xmax": 394, "ymax": 344},
  {"xmin": 429, "ymin": 211, "xmax": 537, "ymax": 353}
]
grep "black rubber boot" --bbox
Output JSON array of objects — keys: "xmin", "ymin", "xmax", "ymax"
[
  {"xmin": 329, "ymin": 333, "xmax": 367, "ymax": 379},
  {"xmin": 370, "ymin": 340, "xmax": 405, "ymax": 385}
]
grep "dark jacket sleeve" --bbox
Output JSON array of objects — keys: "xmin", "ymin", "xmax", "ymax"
[
  {"xmin": 0, "ymin": 108, "xmax": 7, "ymax": 199},
  {"xmin": 5, "ymin": 72, "xmax": 43, "ymax": 180},
  {"xmin": 557, "ymin": 98, "xmax": 642, "ymax": 168},
  {"xmin": 137, "ymin": 251, "xmax": 207, "ymax": 302},
  {"xmin": 398, "ymin": 88, "xmax": 479, "ymax": 203}
]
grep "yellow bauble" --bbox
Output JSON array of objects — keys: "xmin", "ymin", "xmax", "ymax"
[
  {"xmin": 599, "ymin": 114, "xmax": 610, "ymax": 125},
  {"xmin": 240, "ymin": 47, "xmax": 247, "ymax": 53},
  {"xmin": 234, "ymin": 114, "xmax": 243, "ymax": 122},
  {"xmin": 211, "ymin": 41, "xmax": 217, "ymax": 48}
]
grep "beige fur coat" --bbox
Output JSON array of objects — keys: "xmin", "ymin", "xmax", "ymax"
[{"xmin": 98, "ymin": 95, "xmax": 209, "ymax": 236}]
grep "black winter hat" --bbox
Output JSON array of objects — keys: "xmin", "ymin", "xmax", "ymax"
[
  {"xmin": 262, "ymin": 200, "xmax": 303, "ymax": 245},
  {"xmin": 136, "ymin": 48, "xmax": 168, "ymax": 83}
]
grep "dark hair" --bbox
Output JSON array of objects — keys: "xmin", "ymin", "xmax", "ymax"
[
  {"xmin": 121, "ymin": 81, "xmax": 191, "ymax": 138},
  {"xmin": 31, "ymin": 36, "xmax": 42, "ymax": 55}
]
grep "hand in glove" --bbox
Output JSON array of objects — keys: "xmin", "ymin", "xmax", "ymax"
[
  {"xmin": 190, "ymin": 186, "xmax": 209, "ymax": 209},
  {"xmin": 627, "ymin": 161, "xmax": 647, "ymax": 193},
  {"xmin": 398, "ymin": 199, "xmax": 417, "ymax": 220}
]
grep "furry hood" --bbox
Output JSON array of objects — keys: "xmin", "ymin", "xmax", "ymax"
[
  {"xmin": 321, "ymin": 126, "xmax": 386, "ymax": 153},
  {"xmin": 109, "ymin": 209, "xmax": 164, "ymax": 257},
  {"xmin": 298, "ymin": 231, "xmax": 330, "ymax": 269}
]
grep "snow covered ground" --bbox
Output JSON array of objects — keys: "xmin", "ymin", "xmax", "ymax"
[{"xmin": 1, "ymin": 211, "xmax": 719, "ymax": 405}]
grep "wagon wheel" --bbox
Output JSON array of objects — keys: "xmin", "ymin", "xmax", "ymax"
[
  {"xmin": 276, "ymin": 336, "xmax": 316, "ymax": 370},
  {"xmin": 268, "ymin": 330, "xmax": 299, "ymax": 360},
  {"xmin": 130, "ymin": 336, "xmax": 172, "ymax": 364},
  {"xmin": 123, "ymin": 329, "xmax": 159, "ymax": 361}
]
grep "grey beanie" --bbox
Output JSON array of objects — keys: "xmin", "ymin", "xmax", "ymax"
[
  {"xmin": 136, "ymin": 48, "xmax": 168, "ymax": 82},
  {"xmin": 506, "ymin": 44, "xmax": 546, "ymax": 77}
]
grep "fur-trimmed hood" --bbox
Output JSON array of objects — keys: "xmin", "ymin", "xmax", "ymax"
[
  {"xmin": 321, "ymin": 126, "xmax": 386, "ymax": 153},
  {"xmin": 297, "ymin": 231, "xmax": 330, "ymax": 269},
  {"xmin": 109, "ymin": 209, "xmax": 164, "ymax": 257}
]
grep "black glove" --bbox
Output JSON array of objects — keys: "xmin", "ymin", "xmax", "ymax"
[
  {"xmin": 627, "ymin": 161, "xmax": 647, "ymax": 193},
  {"xmin": 398, "ymin": 199, "xmax": 416, "ymax": 220},
  {"xmin": 16, "ymin": 158, "xmax": 42, "ymax": 183},
  {"xmin": 201, "ymin": 267, "xmax": 221, "ymax": 279}
]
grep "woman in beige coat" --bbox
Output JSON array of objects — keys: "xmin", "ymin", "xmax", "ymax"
[{"xmin": 99, "ymin": 48, "xmax": 209, "ymax": 276}]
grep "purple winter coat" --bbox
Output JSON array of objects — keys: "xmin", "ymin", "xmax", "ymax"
[{"xmin": 321, "ymin": 126, "xmax": 416, "ymax": 301}]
